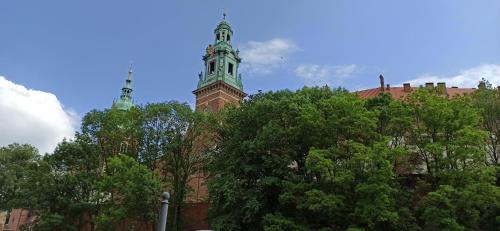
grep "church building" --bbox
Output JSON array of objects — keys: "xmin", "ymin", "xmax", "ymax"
[{"xmin": 3, "ymin": 12, "xmax": 486, "ymax": 231}]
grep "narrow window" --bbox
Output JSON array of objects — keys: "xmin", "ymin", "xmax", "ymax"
[
  {"xmin": 228, "ymin": 63, "xmax": 234, "ymax": 76},
  {"xmin": 227, "ymin": 34, "xmax": 231, "ymax": 41},
  {"xmin": 216, "ymin": 33, "xmax": 220, "ymax": 41},
  {"xmin": 5, "ymin": 211, "xmax": 10, "ymax": 224},
  {"xmin": 209, "ymin": 61, "xmax": 215, "ymax": 74}
]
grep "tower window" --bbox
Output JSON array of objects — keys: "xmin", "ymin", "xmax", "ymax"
[
  {"xmin": 216, "ymin": 33, "xmax": 220, "ymax": 42},
  {"xmin": 228, "ymin": 63, "xmax": 234, "ymax": 76},
  {"xmin": 227, "ymin": 34, "xmax": 231, "ymax": 41},
  {"xmin": 209, "ymin": 61, "xmax": 215, "ymax": 74}
]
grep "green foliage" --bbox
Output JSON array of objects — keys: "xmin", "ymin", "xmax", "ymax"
[
  {"xmin": 0, "ymin": 143, "xmax": 40, "ymax": 210},
  {"xmin": 138, "ymin": 101, "xmax": 219, "ymax": 230},
  {"xmin": 2, "ymin": 84, "xmax": 500, "ymax": 231},
  {"xmin": 81, "ymin": 107, "xmax": 143, "ymax": 160},
  {"xmin": 96, "ymin": 154, "xmax": 163, "ymax": 229},
  {"xmin": 7, "ymin": 138, "xmax": 101, "ymax": 230},
  {"xmin": 471, "ymin": 85, "xmax": 500, "ymax": 165},
  {"xmin": 208, "ymin": 87, "xmax": 500, "ymax": 231}
]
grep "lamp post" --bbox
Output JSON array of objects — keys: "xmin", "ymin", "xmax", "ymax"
[{"xmin": 157, "ymin": 192, "xmax": 170, "ymax": 231}]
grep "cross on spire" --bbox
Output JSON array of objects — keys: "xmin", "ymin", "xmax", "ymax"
[{"xmin": 127, "ymin": 62, "xmax": 133, "ymax": 81}]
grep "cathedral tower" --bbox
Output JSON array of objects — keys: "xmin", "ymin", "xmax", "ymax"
[
  {"xmin": 193, "ymin": 13, "xmax": 246, "ymax": 111},
  {"xmin": 112, "ymin": 67, "xmax": 134, "ymax": 111}
]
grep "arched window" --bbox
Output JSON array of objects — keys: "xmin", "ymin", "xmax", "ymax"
[
  {"xmin": 228, "ymin": 63, "xmax": 234, "ymax": 76},
  {"xmin": 209, "ymin": 61, "xmax": 215, "ymax": 74}
]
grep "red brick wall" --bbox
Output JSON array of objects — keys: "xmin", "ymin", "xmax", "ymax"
[
  {"xmin": 3, "ymin": 209, "xmax": 30, "ymax": 231},
  {"xmin": 182, "ymin": 202, "xmax": 211, "ymax": 231}
]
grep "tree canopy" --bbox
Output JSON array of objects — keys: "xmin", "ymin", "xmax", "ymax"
[
  {"xmin": 1, "ymin": 87, "xmax": 499, "ymax": 231},
  {"xmin": 207, "ymin": 87, "xmax": 500, "ymax": 231}
]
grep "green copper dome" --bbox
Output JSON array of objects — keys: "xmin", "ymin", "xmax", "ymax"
[
  {"xmin": 196, "ymin": 16, "xmax": 243, "ymax": 92},
  {"xmin": 215, "ymin": 20, "xmax": 232, "ymax": 33},
  {"xmin": 113, "ymin": 68, "xmax": 134, "ymax": 111}
]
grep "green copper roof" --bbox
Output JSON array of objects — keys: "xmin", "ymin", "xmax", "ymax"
[
  {"xmin": 215, "ymin": 20, "xmax": 232, "ymax": 33},
  {"xmin": 113, "ymin": 68, "xmax": 134, "ymax": 111},
  {"xmin": 196, "ymin": 16, "xmax": 244, "ymax": 92}
]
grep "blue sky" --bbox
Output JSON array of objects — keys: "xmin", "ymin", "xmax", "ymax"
[{"xmin": 1, "ymin": 0, "xmax": 500, "ymax": 152}]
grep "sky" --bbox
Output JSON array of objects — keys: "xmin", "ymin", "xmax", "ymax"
[{"xmin": 1, "ymin": 0, "xmax": 500, "ymax": 153}]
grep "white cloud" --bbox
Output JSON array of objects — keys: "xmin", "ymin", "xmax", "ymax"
[
  {"xmin": 406, "ymin": 64, "xmax": 500, "ymax": 88},
  {"xmin": 0, "ymin": 76, "xmax": 78, "ymax": 154},
  {"xmin": 295, "ymin": 64, "xmax": 359, "ymax": 86},
  {"xmin": 239, "ymin": 38, "xmax": 299, "ymax": 75}
]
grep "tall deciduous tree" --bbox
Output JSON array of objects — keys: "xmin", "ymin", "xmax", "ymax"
[
  {"xmin": 7, "ymin": 137, "xmax": 101, "ymax": 231},
  {"xmin": 152, "ymin": 102, "xmax": 219, "ymax": 231},
  {"xmin": 81, "ymin": 107, "xmax": 143, "ymax": 172},
  {"xmin": 96, "ymin": 154, "xmax": 163, "ymax": 230},
  {"xmin": 0, "ymin": 143, "xmax": 40, "ymax": 210},
  {"xmin": 471, "ymin": 82, "xmax": 500, "ymax": 166},
  {"xmin": 405, "ymin": 89, "xmax": 487, "ymax": 184}
]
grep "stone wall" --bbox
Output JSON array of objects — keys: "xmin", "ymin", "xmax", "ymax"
[{"xmin": 0, "ymin": 211, "xmax": 6, "ymax": 231}]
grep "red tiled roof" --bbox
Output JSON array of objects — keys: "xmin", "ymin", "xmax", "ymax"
[{"xmin": 356, "ymin": 87, "xmax": 476, "ymax": 100}]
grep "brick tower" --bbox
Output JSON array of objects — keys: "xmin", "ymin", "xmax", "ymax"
[
  {"xmin": 193, "ymin": 12, "xmax": 246, "ymax": 111},
  {"xmin": 184, "ymin": 13, "xmax": 246, "ymax": 231}
]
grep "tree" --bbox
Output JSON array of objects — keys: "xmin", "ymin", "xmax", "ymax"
[
  {"xmin": 151, "ymin": 102, "xmax": 219, "ymax": 231},
  {"xmin": 81, "ymin": 107, "xmax": 143, "ymax": 173},
  {"xmin": 0, "ymin": 143, "xmax": 40, "ymax": 210},
  {"xmin": 417, "ymin": 176, "xmax": 500, "ymax": 231},
  {"xmin": 96, "ymin": 154, "xmax": 163, "ymax": 230},
  {"xmin": 207, "ymin": 87, "xmax": 408, "ymax": 230},
  {"xmin": 81, "ymin": 102, "xmax": 218, "ymax": 230},
  {"xmin": 405, "ymin": 89, "xmax": 487, "ymax": 184},
  {"xmin": 471, "ymin": 83, "xmax": 500, "ymax": 165},
  {"xmin": 8, "ymin": 137, "xmax": 101, "ymax": 231}
]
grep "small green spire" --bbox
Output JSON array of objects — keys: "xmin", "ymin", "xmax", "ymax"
[{"xmin": 113, "ymin": 65, "xmax": 134, "ymax": 111}]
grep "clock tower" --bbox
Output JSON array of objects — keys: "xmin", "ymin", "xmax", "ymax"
[{"xmin": 193, "ymin": 14, "xmax": 246, "ymax": 111}]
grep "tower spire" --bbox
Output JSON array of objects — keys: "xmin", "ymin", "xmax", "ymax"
[
  {"xmin": 193, "ymin": 14, "xmax": 246, "ymax": 112},
  {"xmin": 127, "ymin": 62, "xmax": 133, "ymax": 81},
  {"xmin": 112, "ymin": 66, "xmax": 135, "ymax": 111},
  {"xmin": 223, "ymin": 8, "xmax": 227, "ymax": 20}
]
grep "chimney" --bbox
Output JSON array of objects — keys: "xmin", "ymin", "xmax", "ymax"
[
  {"xmin": 403, "ymin": 83, "xmax": 411, "ymax": 92},
  {"xmin": 379, "ymin": 74, "xmax": 385, "ymax": 91},
  {"xmin": 425, "ymin": 82, "xmax": 434, "ymax": 89},
  {"xmin": 437, "ymin": 82, "xmax": 447, "ymax": 94}
]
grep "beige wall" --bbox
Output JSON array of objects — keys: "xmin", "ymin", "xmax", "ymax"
[{"xmin": 0, "ymin": 211, "xmax": 5, "ymax": 231}]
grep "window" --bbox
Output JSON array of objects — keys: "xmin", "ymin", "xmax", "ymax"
[
  {"xmin": 209, "ymin": 61, "xmax": 215, "ymax": 74},
  {"xmin": 216, "ymin": 33, "xmax": 220, "ymax": 42},
  {"xmin": 227, "ymin": 34, "xmax": 231, "ymax": 41},
  {"xmin": 228, "ymin": 63, "xmax": 234, "ymax": 76},
  {"xmin": 5, "ymin": 210, "xmax": 10, "ymax": 224}
]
